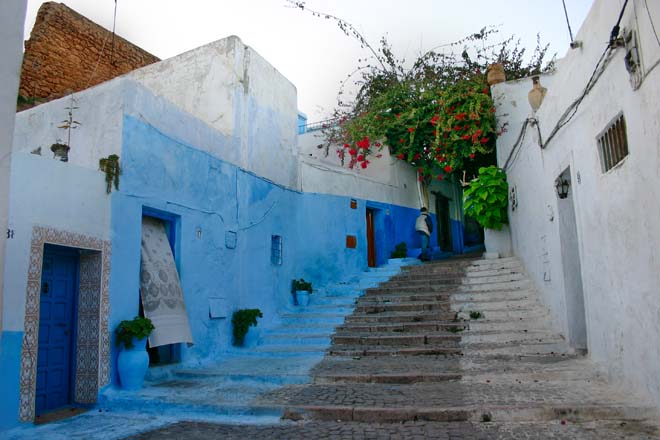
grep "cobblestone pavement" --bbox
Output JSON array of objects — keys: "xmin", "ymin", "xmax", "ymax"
[{"xmin": 129, "ymin": 420, "xmax": 660, "ymax": 440}]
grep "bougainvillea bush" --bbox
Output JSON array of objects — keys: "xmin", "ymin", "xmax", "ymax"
[{"xmin": 288, "ymin": 1, "xmax": 554, "ymax": 186}]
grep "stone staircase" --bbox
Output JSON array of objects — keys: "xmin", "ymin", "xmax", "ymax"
[
  {"xmin": 254, "ymin": 256, "xmax": 660, "ymax": 434},
  {"xmin": 95, "ymin": 258, "xmax": 419, "ymax": 423}
]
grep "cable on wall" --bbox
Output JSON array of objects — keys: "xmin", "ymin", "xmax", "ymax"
[{"xmin": 562, "ymin": 0, "xmax": 575, "ymax": 44}]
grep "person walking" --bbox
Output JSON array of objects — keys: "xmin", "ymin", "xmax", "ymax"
[{"xmin": 415, "ymin": 207, "xmax": 433, "ymax": 261}]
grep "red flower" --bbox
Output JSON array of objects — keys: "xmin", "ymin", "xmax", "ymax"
[
  {"xmin": 444, "ymin": 165, "xmax": 452, "ymax": 173},
  {"xmin": 357, "ymin": 155, "xmax": 364, "ymax": 162},
  {"xmin": 432, "ymin": 130, "xmax": 438, "ymax": 136},
  {"xmin": 418, "ymin": 167, "xmax": 424, "ymax": 173},
  {"xmin": 375, "ymin": 142, "xmax": 381, "ymax": 147},
  {"xmin": 408, "ymin": 127, "xmax": 415, "ymax": 132},
  {"xmin": 480, "ymin": 137, "xmax": 489, "ymax": 144},
  {"xmin": 475, "ymin": 129, "xmax": 483, "ymax": 137},
  {"xmin": 343, "ymin": 143, "xmax": 350, "ymax": 148},
  {"xmin": 472, "ymin": 134, "xmax": 479, "ymax": 143},
  {"xmin": 469, "ymin": 153, "xmax": 476, "ymax": 159},
  {"xmin": 399, "ymin": 138, "xmax": 406, "ymax": 144},
  {"xmin": 456, "ymin": 112, "xmax": 467, "ymax": 121},
  {"xmin": 482, "ymin": 87, "xmax": 489, "ymax": 94},
  {"xmin": 418, "ymin": 176, "xmax": 424, "ymax": 182},
  {"xmin": 430, "ymin": 115, "xmax": 440, "ymax": 125},
  {"xmin": 349, "ymin": 149, "xmax": 357, "ymax": 156},
  {"xmin": 437, "ymin": 175, "xmax": 444, "ymax": 181},
  {"xmin": 396, "ymin": 113, "xmax": 402, "ymax": 118},
  {"xmin": 413, "ymin": 153, "xmax": 422, "ymax": 160},
  {"xmin": 490, "ymin": 107, "xmax": 496, "ymax": 113},
  {"xmin": 461, "ymin": 134, "xmax": 471, "ymax": 141},
  {"xmin": 360, "ymin": 161, "xmax": 368, "ymax": 169},
  {"xmin": 454, "ymin": 126, "xmax": 461, "ymax": 131},
  {"xmin": 397, "ymin": 153, "xmax": 406, "ymax": 160}
]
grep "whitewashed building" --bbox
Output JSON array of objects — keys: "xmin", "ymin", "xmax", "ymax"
[{"xmin": 493, "ymin": 0, "xmax": 660, "ymax": 407}]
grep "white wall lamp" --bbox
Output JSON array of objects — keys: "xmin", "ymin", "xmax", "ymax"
[{"xmin": 555, "ymin": 177, "xmax": 570, "ymax": 199}]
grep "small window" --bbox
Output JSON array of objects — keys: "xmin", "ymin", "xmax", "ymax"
[
  {"xmin": 271, "ymin": 235, "xmax": 282, "ymax": 265},
  {"xmin": 597, "ymin": 114, "xmax": 629, "ymax": 172}
]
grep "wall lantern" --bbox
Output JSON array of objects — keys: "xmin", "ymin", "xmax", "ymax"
[{"xmin": 555, "ymin": 177, "xmax": 570, "ymax": 199}]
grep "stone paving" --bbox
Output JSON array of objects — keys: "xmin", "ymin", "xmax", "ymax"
[{"xmin": 129, "ymin": 420, "xmax": 660, "ymax": 439}]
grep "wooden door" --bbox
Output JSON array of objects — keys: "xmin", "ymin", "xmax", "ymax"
[{"xmin": 366, "ymin": 209, "xmax": 376, "ymax": 267}]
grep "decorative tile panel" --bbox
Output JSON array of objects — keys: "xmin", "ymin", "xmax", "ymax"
[{"xmin": 19, "ymin": 226, "xmax": 111, "ymax": 422}]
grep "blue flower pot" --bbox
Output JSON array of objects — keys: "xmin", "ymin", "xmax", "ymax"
[
  {"xmin": 117, "ymin": 337, "xmax": 149, "ymax": 390},
  {"xmin": 296, "ymin": 290, "xmax": 310, "ymax": 306}
]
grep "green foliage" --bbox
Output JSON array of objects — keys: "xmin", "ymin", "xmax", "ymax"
[
  {"xmin": 292, "ymin": 278, "xmax": 313, "ymax": 293},
  {"xmin": 297, "ymin": 19, "xmax": 556, "ymax": 182},
  {"xmin": 469, "ymin": 311, "xmax": 483, "ymax": 320},
  {"xmin": 463, "ymin": 166, "xmax": 509, "ymax": 230},
  {"xmin": 114, "ymin": 316, "xmax": 155, "ymax": 349},
  {"xmin": 231, "ymin": 309, "xmax": 263, "ymax": 346},
  {"xmin": 390, "ymin": 242, "xmax": 408, "ymax": 259},
  {"xmin": 99, "ymin": 154, "xmax": 121, "ymax": 194}
]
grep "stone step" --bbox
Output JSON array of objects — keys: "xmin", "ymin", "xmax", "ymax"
[
  {"xmin": 259, "ymin": 333, "xmax": 332, "ymax": 346},
  {"xmin": 328, "ymin": 345, "xmax": 462, "ymax": 357},
  {"xmin": 331, "ymin": 333, "xmax": 461, "ymax": 346},
  {"xmin": 354, "ymin": 301, "xmax": 452, "ymax": 313},
  {"xmin": 267, "ymin": 324, "xmax": 338, "ymax": 335},
  {"xmin": 336, "ymin": 321, "xmax": 471, "ymax": 333},
  {"xmin": 387, "ymin": 272, "xmax": 526, "ymax": 287},
  {"xmin": 279, "ymin": 313, "xmax": 347, "ymax": 325},
  {"xmin": 282, "ymin": 403, "xmax": 657, "ymax": 424},
  {"xmin": 313, "ymin": 372, "xmax": 463, "ymax": 384},
  {"xmin": 345, "ymin": 310, "xmax": 457, "ymax": 323}
]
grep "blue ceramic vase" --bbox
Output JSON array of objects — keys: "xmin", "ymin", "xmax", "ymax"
[{"xmin": 117, "ymin": 337, "xmax": 149, "ymax": 390}]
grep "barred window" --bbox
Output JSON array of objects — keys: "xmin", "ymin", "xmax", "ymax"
[
  {"xmin": 271, "ymin": 235, "xmax": 282, "ymax": 265},
  {"xmin": 597, "ymin": 114, "xmax": 629, "ymax": 172}
]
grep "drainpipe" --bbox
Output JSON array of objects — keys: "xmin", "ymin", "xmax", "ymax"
[{"xmin": 0, "ymin": 0, "xmax": 27, "ymax": 340}]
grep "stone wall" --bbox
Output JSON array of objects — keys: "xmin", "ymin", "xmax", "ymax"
[{"xmin": 19, "ymin": 2, "xmax": 159, "ymax": 104}]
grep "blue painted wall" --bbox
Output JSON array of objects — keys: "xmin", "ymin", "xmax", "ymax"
[
  {"xmin": 0, "ymin": 331, "xmax": 23, "ymax": 429},
  {"xmin": 107, "ymin": 114, "xmax": 427, "ymax": 385}
]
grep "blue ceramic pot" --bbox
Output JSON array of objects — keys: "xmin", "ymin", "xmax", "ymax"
[
  {"xmin": 117, "ymin": 337, "xmax": 149, "ymax": 390},
  {"xmin": 296, "ymin": 290, "xmax": 310, "ymax": 306}
]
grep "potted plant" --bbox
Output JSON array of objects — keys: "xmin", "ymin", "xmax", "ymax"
[
  {"xmin": 291, "ymin": 278, "xmax": 313, "ymax": 306},
  {"xmin": 114, "ymin": 316, "xmax": 155, "ymax": 390},
  {"xmin": 231, "ymin": 309, "xmax": 263, "ymax": 346},
  {"xmin": 463, "ymin": 166, "xmax": 512, "ymax": 258},
  {"xmin": 390, "ymin": 242, "xmax": 408, "ymax": 259}
]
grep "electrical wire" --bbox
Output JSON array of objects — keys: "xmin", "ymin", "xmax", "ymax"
[
  {"xmin": 562, "ymin": 0, "xmax": 575, "ymax": 44},
  {"xmin": 110, "ymin": 0, "xmax": 118, "ymax": 66},
  {"xmin": 502, "ymin": 118, "xmax": 530, "ymax": 171}
]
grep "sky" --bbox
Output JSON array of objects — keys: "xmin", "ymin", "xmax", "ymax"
[{"xmin": 23, "ymin": 0, "xmax": 594, "ymax": 122}]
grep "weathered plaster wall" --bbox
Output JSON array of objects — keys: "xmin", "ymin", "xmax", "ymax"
[
  {"xmin": 19, "ymin": 2, "xmax": 159, "ymax": 104},
  {"xmin": 129, "ymin": 36, "xmax": 298, "ymax": 189},
  {"xmin": 0, "ymin": 2, "xmax": 27, "ymax": 428},
  {"xmin": 494, "ymin": 0, "xmax": 660, "ymax": 405},
  {"xmin": 0, "ymin": 153, "xmax": 109, "ymax": 429}
]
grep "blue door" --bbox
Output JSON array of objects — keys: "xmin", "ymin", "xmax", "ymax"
[{"xmin": 36, "ymin": 245, "xmax": 78, "ymax": 415}]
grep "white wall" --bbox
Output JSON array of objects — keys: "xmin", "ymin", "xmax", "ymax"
[
  {"xmin": 129, "ymin": 36, "xmax": 299, "ymax": 188},
  {"xmin": 299, "ymin": 130, "xmax": 421, "ymax": 208},
  {"xmin": 3, "ymin": 154, "xmax": 110, "ymax": 332},
  {"xmin": 494, "ymin": 0, "xmax": 660, "ymax": 405},
  {"xmin": 0, "ymin": 0, "xmax": 27, "ymax": 334}
]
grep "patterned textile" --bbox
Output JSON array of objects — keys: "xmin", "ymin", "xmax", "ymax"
[{"xmin": 140, "ymin": 217, "xmax": 193, "ymax": 347}]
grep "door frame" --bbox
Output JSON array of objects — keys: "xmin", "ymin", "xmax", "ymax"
[
  {"xmin": 19, "ymin": 226, "xmax": 111, "ymax": 422},
  {"xmin": 434, "ymin": 194, "xmax": 452, "ymax": 252}
]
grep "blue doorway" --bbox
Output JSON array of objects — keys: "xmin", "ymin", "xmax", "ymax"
[{"xmin": 36, "ymin": 245, "xmax": 79, "ymax": 415}]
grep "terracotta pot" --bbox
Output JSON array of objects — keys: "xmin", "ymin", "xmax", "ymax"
[
  {"xmin": 487, "ymin": 63, "xmax": 506, "ymax": 86},
  {"xmin": 528, "ymin": 76, "xmax": 548, "ymax": 112}
]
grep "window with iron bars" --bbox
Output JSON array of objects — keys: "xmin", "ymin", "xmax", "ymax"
[{"xmin": 597, "ymin": 114, "xmax": 629, "ymax": 173}]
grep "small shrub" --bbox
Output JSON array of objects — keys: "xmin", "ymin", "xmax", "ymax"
[
  {"xmin": 292, "ymin": 278, "xmax": 313, "ymax": 293},
  {"xmin": 390, "ymin": 242, "xmax": 408, "ymax": 259},
  {"xmin": 114, "ymin": 316, "xmax": 155, "ymax": 349},
  {"xmin": 447, "ymin": 326, "xmax": 465, "ymax": 333},
  {"xmin": 469, "ymin": 311, "xmax": 483, "ymax": 320},
  {"xmin": 231, "ymin": 309, "xmax": 263, "ymax": 346}
]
